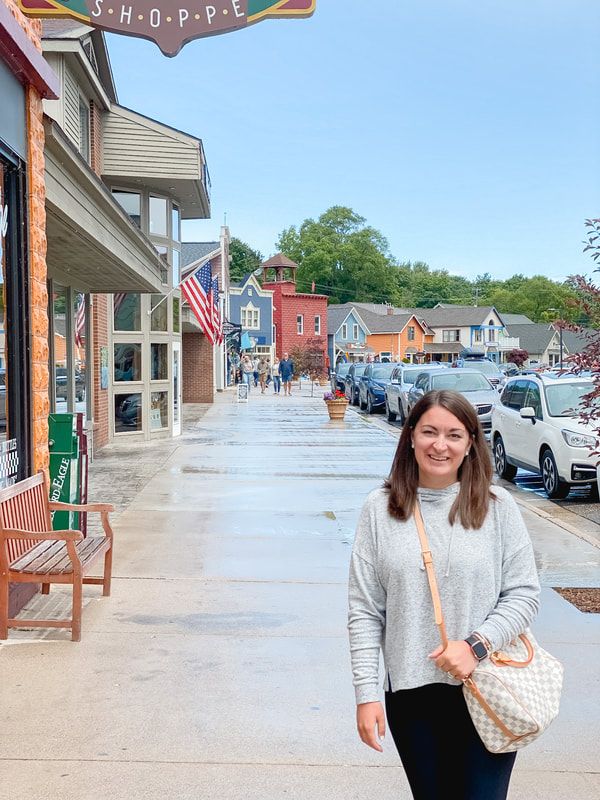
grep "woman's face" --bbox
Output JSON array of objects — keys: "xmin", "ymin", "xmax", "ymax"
[{"xmin": 411, "ymin": 405, "xmax": 471, "ymax": 489}]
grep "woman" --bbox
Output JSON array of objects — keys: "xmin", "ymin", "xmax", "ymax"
[
  {"xmin": 272, "ymin": 357, "xmax": 281, "ymax": 394},
  {"xmin": 347, "ymin": 390, "xmax": 540, "ymax": 800},
  {"xmin": 258, "ymin": 358, "xmax": 268, "ymax": 393}
]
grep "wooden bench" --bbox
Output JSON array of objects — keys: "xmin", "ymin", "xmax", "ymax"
[{"xmin": 0, "ymin": 471, "xmax": 114, "ymax": 641}]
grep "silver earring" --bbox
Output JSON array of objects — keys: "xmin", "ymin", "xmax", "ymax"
[
  {"xmin": 411, "ymin": 443, "xmax": 415, "ymax": 449},
  {"xmin": 465, "ymin": 450, "xmax": 470, "ymax": 456}
]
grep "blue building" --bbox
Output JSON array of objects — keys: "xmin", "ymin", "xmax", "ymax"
[
  {"xmin": 326, "ymin": 305, "xmax": 370, "ymax": 365},
  {"xmin": 228, "ymin": 274, "xmax": 274, "ymax": 359}
]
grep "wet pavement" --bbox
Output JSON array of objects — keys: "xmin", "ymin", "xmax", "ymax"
[{"xmin": 0, "ymin": 385, "xmax": 598, "ymax": 799}]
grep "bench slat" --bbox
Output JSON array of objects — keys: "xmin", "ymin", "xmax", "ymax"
[{"xmin": 10, "ymin": 537, "xmax": 110, "ymax": 575}]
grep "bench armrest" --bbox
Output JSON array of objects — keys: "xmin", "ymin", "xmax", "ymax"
[
  {"xmin": 0, "ymin": 527, "xmax": 83, "ymax": 542},
  {"xmin": 48, "ymin": 501, "xmax": 114, "ymax": 513}
]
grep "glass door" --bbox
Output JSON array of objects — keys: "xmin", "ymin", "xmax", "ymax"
[{"xmin": 172, "ymin": 341, "xmax": 181, "ymax": 436}]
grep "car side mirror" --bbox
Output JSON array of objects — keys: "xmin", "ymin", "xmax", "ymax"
[{"xmin": 520, "ymin": 406, "xmax": 536, "ymax": 422}]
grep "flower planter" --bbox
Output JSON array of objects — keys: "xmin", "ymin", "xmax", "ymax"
[{"xmin": 325, "ymin": 399, "xmax": 348, "ymax": 420}]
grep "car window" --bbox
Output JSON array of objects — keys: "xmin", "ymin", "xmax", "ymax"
[
  {"xmin": 414, "ymin": 375, "xmax": 427, "ymax": 389},
  {"xmin": 353, "ymin": 364, "xmax": 367, "ymax": 376},
  {"xmin": 504, "ymin": 379, "xmax": 529, "ymax": 410},
  {"xmin": 431, "ymin": 373, "xmax": 492, "ymax": 391},
  {"xmin": 463, "ymin": 360, "xmax": 499, "ymax": 375},
  {"xmin": 372, "ymin": 365, "xmax": 396, "ymax": 379},
  {"xmin": 524, "ymin": 383, "xmax": 542, "ymax": 418},
  {"xmin": 545, "ymin": 382, "xmax": 595, "ymax": 417},
  {"xmin": 402, "ymin": 369, "xmax": 425, "ymax": 385}
]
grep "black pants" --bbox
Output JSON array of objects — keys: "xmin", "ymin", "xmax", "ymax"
[{"xmin": 385, "ymin": 683, "xmax": 517, "ymax": 800}]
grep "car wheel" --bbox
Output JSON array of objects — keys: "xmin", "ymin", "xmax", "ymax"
[
  {"xmin": 540, "ymin": 449, "xmax": 570, "ymax": 499},
  {"xmin": 493, "ymin": 435, "xmax": 517, "ymax": 481},
  {"xmin": 352, "ymin": 389, "xmax": 359, "ymax": 406},
  {"xmin": 359, "ymin": 394, "xmax": 367, "ymax": 410},
  {"xmin": 398, "ymin": 402, "xmax": 406, "ymax": 425},
  {"xmin": 386, "ymin": 399, "xmax": 397, "ymax": 422},
  {"xmin": 366, "ymin": 393, "xmax": 374, "ymax": 414}
]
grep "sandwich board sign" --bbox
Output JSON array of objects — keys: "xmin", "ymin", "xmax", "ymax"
[
  {"xmin": 18, "ymin": 0, "xmax": 316, "ymax": 56},
  {"xmin": 237, "ymin": 382, "xmax": 249, "ymax": 403}
]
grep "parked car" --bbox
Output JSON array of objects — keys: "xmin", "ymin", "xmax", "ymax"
[
  {"xmin": 491, "ymin": 373, "xmax": 598, "ymax": 498},
  {"xmin": 115, "ymin": 394, "xmax": 142, "ymax": 428},
  {"xmin": 344, "ymin": 362, "xmax": 367, "ymax": 405},
  {"xmin": 385, "ymin": 362, "xmax": 444, "ymax": 424},
  {"xmin": 358, "ymin": 362, "xmax": 401, "ymax": 414},
  {"xmin": 406, "ymin": 368, "xmax": 499, "ymax": 432},
  {"xmin": 457, "ymin": 358, "xmax": 504, "ymax": 389},
  {"xmin": 330, "ymin": 361, "xmax": 351, "ymax": 393}
]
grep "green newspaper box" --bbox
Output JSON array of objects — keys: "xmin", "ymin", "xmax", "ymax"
[{"xmin": 48, "ymin": 413, "xmax": 80, "ymax": 530}]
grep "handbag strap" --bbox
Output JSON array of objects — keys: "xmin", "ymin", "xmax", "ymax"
[{"xmin": 413, "ymin": 501, "xmax": 448, "ymax": 650}]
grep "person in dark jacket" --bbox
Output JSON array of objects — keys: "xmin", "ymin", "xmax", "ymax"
[{"xmin": 279, "ymin": 352, "xmax": 294, "ymax": 396}]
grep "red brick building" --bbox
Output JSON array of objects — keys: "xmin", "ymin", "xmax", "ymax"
[{"xmin": 261, "ymin": 254, "xmax": 328, "ymax": 370}]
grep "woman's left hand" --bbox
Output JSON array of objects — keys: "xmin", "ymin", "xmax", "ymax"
[{"xmin": 428, "ymin": 640, "xmax": 478, "ymax": 681}]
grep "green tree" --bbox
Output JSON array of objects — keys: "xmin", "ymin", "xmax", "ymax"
[
  {"xmin": 277, "ymin": 206, "xmax": 397, "ymax": 304},
  {"xmin": 229, "ymin": 238, "xmax": 263, "ymax": 283}
]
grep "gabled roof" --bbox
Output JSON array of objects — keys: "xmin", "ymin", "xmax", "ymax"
[
  {"xmin": 327, "ymin": 306, "xmax": 370, "ymax": 336},
  {"xmin": 358, "ymin": 308, "xmax": 416, "ymax": 334},
  {"xmin": 182, "ymin": 242, "xmax": 219, "ymax": 268},
  {"xmin": 408, "ymin": 305, "xmax": 506, "ymax": 327},
  {"xmin": 505, "ymin": 324, "xmax": 556, "ymax": 354},
  {"xmin": 560, "ymin": 329, "xmax": 595, "ymax": 355}
]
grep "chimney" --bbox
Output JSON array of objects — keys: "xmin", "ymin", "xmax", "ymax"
[{"xmin": 387, "ymin": 306, "xmax": 394, "ymax": 315}]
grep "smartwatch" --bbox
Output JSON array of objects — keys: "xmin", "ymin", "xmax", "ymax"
[{"xmin": 465, "ymin": 633, "xmax": 489, "ymax": 662}]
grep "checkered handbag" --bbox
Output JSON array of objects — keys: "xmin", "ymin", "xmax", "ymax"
[{"xmin": 414, "ymin": 503, "xmax": 564, "ymax": 754}]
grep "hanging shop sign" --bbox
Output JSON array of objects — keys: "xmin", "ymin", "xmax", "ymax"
[{"xmin": 18, "ymin": 0, "xmax": 316, "ymax": 57}]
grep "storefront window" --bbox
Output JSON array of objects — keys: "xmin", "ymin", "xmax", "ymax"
[
  {"xmin": 112, "ymin": 190, "xmax": 141, "ymax": 227},
  {"xmin": 172, "ymin": 249, "xmax": 180, "ymax": 287},
  {"xmin": 149, "ymin": 196, "xmax": 167, "ymax": 236},
  {"xmin": 150, "ymin": 391, "xmax": 168, "ymax": 430},
  {"xmin": 173, "ymin": 297, "xmax": 180, "ymax": 333},
  {"xmin": 53, "ymin": 284, "xmax": 68, "ymax": 412},
  {"xmin": 74, "ymin": 292, "xmax": 87, "ymax": 418},
  {"xmin": 114, "ymin": 393, "xmax": 142, "ymax": 433},
  {"xmin": 150, "ymin": 294, "xmax": 168, "ymax": 332},
  {"xmin": 114, "ymin": 293, "xmax": 141, "ymax": 331},
  {"xmin": 0, "ymin": 167, "xmax": 7, "ymax": 446},
  {"xmin": 172, "ymin": 206, "xmax": 180, "ymax": 242},
  {"xmin": 151, "ymin": 343, "xmax": 168, "ymax": 380},
  {"xmin": 114, "ymin": 343, "xmax": 142, "ymax": 381}
]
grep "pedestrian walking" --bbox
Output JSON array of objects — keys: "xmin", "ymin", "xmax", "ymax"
[
  {"xmin": 258, "ymin": 358, "xmax": 268, "ymax": 393},
  {"xmin": 347, "ymin": 389, "xmax": 540, "ymax": 800},
  {"xmin": 252, "ymin": 356, "xmax": 259, "ymax": 387},
  {"xmin": 279, "ymin": 352, "xmax": 294, "ymax": 396},
  {"xmin": 272, "ymin": 357, "xmax": 281, "ymax": 394},
  {"xmin": 241, "ymin": 355, "xmax": 253, "ymax": 391}
]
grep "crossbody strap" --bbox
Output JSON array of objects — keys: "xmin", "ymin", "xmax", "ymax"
[{"xmin": 413, "ymin": 501, "xmax": 448, "ymax": 650}]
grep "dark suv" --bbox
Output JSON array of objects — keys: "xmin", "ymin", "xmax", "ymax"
[
  {"xmin": 358, "ymin": 362, "xmax": 400, "ymax": 414},
  {"xmin": 344, "ymin": 363, "xmax": 367, "ymax": 405}
]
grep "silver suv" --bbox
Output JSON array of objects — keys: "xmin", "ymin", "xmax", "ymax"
[
  {"xmin": 491, "ymin": 373, "xmax": 598, "ymax": 498},
  {"xmin": 385, "ymin": 362, "xmax": 444, "ymax": 424}
]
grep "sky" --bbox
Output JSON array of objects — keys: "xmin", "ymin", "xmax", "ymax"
[{"xmin": 106, "ymin": 0, "xmax": 600, "ymax": 282}]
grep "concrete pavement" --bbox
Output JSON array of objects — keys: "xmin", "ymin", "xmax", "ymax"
[{"xmin": 0, "ymin": 384, "xmax": 598, "ymax": 799}]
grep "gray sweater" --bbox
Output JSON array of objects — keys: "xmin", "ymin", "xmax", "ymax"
[{"xmin": 347, "ymin": 483, "xmax": 540, "ymax": 704}]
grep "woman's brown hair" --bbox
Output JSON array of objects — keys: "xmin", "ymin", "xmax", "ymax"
[{"xmin": 384, "ymin": 389, "xmax": 493, "ymax": 529}]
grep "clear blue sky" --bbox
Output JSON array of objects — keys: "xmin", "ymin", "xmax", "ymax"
[{"xmin": 106, "ymin": 0, "xmax": 600, "ymax": 282}]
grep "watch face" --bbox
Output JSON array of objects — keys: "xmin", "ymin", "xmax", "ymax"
[{"xmin": 471, "ymin": 639, "xmax": 488, "ymax": 660}]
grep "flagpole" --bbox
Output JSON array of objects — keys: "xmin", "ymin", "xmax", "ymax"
[{"xmin": 146, "ymin": 285, "xmax": 180, "ymax": 316}]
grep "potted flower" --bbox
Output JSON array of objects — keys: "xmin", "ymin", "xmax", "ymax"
[{"xmin": 323, "ymin": 389, "xmax": 349, "ymax": 420}]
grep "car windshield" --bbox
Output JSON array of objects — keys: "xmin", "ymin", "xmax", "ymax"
[
  {"xmin": 463, "ymin": 360, "xmax": 499, "ymax": 375},
  {"xmin": 402, "ymin": 368, "xmax": 428, "ymax": 385},
  {"xmin": 545, "ymin": 382, "xmax": 596, "ymax": 417},
  {"xmin": 353, "ymin": 364, "xmax": 367, "ymax": 376},
  {"xmin": 431, "ymin": 373, "xmax": 493, "ymax": 391},
  {"xmin": 336, "ymin": 363, "xmax": 351, "ymax": 376},
  {"xmin": 372, "ymin": 364, "xmax": 397, "ymax": 379}
]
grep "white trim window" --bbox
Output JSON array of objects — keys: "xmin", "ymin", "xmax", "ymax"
[
  {"xmin": 297, "ymin": 314, "xmax": 304, "ymax": 335},
  {"xmin": 314, "ymin": 315, "xmax": 321, "ymax": 335},
  {"xmin": 341, "ymin": 323, "xmax": 348, "ymax": 339},
  {"xmin": 241, "ymin": 303, "xmax": 260, "ymax": 330},
  {"xmin": 442, "ymin": 329, "xmax": 460, "ymax": 343},
  {"xmin": 353, "ymin": 323, "xmax": 359, "ymax": 339}
]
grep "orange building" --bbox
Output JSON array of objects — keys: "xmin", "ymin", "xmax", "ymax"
[{"xmin": 361, "ymin": 311, "xmax": 433, "ymax": 362}]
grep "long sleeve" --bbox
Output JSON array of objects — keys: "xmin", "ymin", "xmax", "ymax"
[{"xmin": 347, "ymin": 496, "xmax": 387, "ymax": 704}]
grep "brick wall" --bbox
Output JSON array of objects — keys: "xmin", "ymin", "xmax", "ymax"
[
  {"xmin": 263, "ymin": 281, "xmax": 328, "ymax": 364},
  {"xmin": 92, "ymin": 294, "xmax": 109, "ymax": 451},
  {"xmin": 182, "ymin": 333, "xmax": 214, "ymax": 402}
]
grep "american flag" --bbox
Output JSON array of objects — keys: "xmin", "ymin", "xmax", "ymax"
[
  {"xmin": 180, "ymin": 261, "xmax": 215, "ymax": 344},
  {"xmin": 74, "ymin": 295, "xmax": 85, "ymax": 347},
  {"xmin": 211, "ymin": 275, "xmax": 223, "ymax": 345}
]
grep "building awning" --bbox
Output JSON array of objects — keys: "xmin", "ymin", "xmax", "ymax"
[{"xmin": 44, "ymin": 118, "xmax": 165, "ymax": 293}]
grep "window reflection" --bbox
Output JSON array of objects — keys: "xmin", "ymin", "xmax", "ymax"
[
  {"xmin": 114, "ymin": 343, "xmax": 142, "ymax": 382},
  {"xmin": 172, "ymin": 206, "xmax": 180, "ymax": 242},
  {"xmin": 149, "ymin": 196, "xmax": 167, "ymax": 236},
  {"xmin": 150, "ymin": 294, "xmax": 168, "ymax": 332},
  {"xmin": 114, "ymin": 393, "xmax": 142, "ymax": 433},
  {"xmin": 112, "ymin": 190, "xmax": 141, "ymax": 227},
  {"xmin": 173, "ymin": 297, "xmax": 180, "ymax": 333},
  {"xmin": 53, "ymin": 284, "xmax": 68, "ymax": 412},
  {"xmin": 74, "ymin": 292, "xmax": 87, "ymax": 420},
  {"xmin": 151, "ymin": 343, "xmax": 168, "ymax": 380},
  {"xmin": 113, "ymin": 293, "xmax": 141, "ymax": 331}
]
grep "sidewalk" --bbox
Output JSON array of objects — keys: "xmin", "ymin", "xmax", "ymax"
[{"xmin": 0, "ymin": 385, "xmax": 598, "ymax": 799}]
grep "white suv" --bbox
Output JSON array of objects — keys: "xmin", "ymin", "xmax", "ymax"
[{"xmin": 491, "ymin": 373, "xmax": 598, "ymax": 498}]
